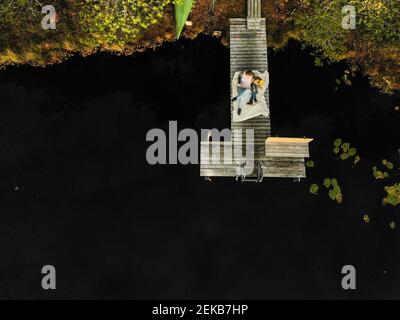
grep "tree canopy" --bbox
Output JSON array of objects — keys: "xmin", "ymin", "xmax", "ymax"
[{"xmin": 0, "ymin": 0, "xmax": 399, "ymax": 92}]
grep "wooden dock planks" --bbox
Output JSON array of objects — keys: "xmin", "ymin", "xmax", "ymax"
[{"xmin": 200, "ymin": 0, "xmax": 310, "ymax": 180}]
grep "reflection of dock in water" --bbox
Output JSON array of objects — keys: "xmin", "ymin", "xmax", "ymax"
[{"xmin": 200, "ymin": 0, "xmax": 313, "ymax": 181}]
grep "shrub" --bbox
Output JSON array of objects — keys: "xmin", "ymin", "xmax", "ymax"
[{"xmin": 78, "ymin": 0, "xmax": 174, "ymax": 46}]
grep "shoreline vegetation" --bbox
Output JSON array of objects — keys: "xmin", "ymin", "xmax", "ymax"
[{"xmin": 0, "ymin": 0, "xmax": 399, "ymax": 93}]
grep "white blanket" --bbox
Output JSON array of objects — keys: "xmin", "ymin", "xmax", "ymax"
[{"xmin": 232, "ymin": 70, "xmax": 270, "ymax": 122}]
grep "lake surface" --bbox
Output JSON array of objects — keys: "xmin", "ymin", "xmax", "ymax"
[{"xmin": 0, "ymin": 36, "xmax": 399, "ymax": 299}]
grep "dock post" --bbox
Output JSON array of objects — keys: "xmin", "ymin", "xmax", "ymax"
[
  {"xmin": 248, "ymin": 0, "xmax": 261, "ymax": 18},
  {"xmin": 247, "ymin": 0, "xmax": 262, "ymax": 29}
]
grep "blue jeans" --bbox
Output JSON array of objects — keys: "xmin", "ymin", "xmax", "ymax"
[
  {"xmin": 251, "ymin": 87, "xmax": 258, "ymax": 101},
  {"xmin": 236, "ymin": 87, "xmax": 246, "ymax": 98}
]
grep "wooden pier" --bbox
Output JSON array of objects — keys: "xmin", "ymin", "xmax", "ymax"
[{"xmin": 200, "ymin": 0, "xmax": 312, "ymax": 181}]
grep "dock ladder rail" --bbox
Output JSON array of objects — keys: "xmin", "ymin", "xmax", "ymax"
[{"xmin": 236, "ymin": 161, "xmax": 264, "ymax": 183}]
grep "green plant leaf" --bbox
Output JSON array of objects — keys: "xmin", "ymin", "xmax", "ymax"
[
  {"xmin": 334, "ymin": 147, "xmax": 340, "ymax": 154},
  {"xmin": 333, "ymin": 185, "xmax": 342, "ymax": 194},
  {"xmin": 348, "ymin": 148, "xmax": 357, "ymax": 156},
  {"xmin": 335, "ymin": 192, "xmax": 343, "ymax": 204},
  {"xmin": 306, "ymin": 160, "xmax": 315, "ymax": 168},
  {"xmin": 385, "ymin": 161, "xmax": 394, "ymax": 170},
  {"xmin": 175, "ymin": 0, "xmax": 195, "ymax": 39},
  {"xmin": 384, "ymin": 172, "xmax": 389, "ymax": 178},
  {"xmin": 323, "ymin": 178, "xmax": 331, "ymax": 188},
  {"xmin": 334, "ymin": 138, "xmax": 342, "ymax": 147},
  {"xmin": 389, "ymin": 221, "xmax": 396, "ymax": 230},
  {"xmin": 354, "ymin": 155, "xmax": 360, "ymax": 165},
  {"xmin": 328, "ymin": 189, "xmax": 336, "ymax": 200},
  {"xmin": 340, "ymin": 152, "xmax": 349, "ymax": 160},
  {"xmin": 341, "ymin": 142, "xmax": 350, "ymax": 152},
  {"xmin": 331, "ymin": 178, "xmax": 338, "ymax": 187},
  {"xmin": 310, "ymin": 184, "xmax": 319, "ymax": 194}
]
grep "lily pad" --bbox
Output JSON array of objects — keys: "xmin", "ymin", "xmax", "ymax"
[
  {"xmin": 323, "ymin": 178, "xmax": 331, "ymax": 189},
  {"xmin": 334, "ymin": 138, "xmax": 342, "ymax": 147},
  {"xmin": 341, "ymin": 142, "xmax": 350, "ymax": 152},
  {"xmin": 306, "ymin": 160, "xmax": 315, "ymax": 168},
  {"xmin": 335, "ymin": 192, "xmax": 343, "ymax": 204},
  {"xmin": 310, "ymin": 184, "xmax": 319, "ymax": 195},
  {"xmin": 328, "ymin": 189, "xmax": 336, "ymax": 200},
  {"xmin": 340, "ymin": 152, "xmax": 350, "ymax": 160},
  {"xmin": 348, "ymin": 148, "xmax": 357, "ymax": 156}
]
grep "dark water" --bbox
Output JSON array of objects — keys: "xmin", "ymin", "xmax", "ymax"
[{"xmin": 0, "ymin": 36, "xmax": 399, "ymax": 299}]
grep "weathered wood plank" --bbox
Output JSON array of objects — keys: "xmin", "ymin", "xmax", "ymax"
[
  {"xmin": 200, "ymin": 4, "xmax": 309, "ymax": 179},
  {"xmin": 248, "ymin": 0, "xmax": 261, "ymax": 18}
]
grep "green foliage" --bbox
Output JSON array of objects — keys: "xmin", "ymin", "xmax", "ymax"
[
  {"xmin": 296, "ymin": 0, "xmax": 400, "ymax": 92},
  {"xmin": 333, "ymin": 139, "xmax": 359, "ymax": 164},
  {"xmin": 334, "ymin": 138, "xmax": 342, "ymax": 147},
  {"xmin": 341, "ymin": 143, "xmax": 350, "ymax": 152},
  {"xmin": 79, "ymin": 0, "xmax": 173, "ymax": 45},
  {"xmin": 340, "ymin": 152, "xmax": 349, "ymax": 160},
  {"xmin": 382, "ymin": 159, "xmax": 394, "ymax": 170},
  {"xmin": 327, "ymin": 178, "xmax": 343, "ymax": 204},
  {"xmin": 348, "ymin": 148, "xmax": 357, "ymax": 157},
  {"xmin": 175, "ymin": 0, "xmax": 195, "ymax": 39},
  {"xmin": 0, "ymin": 1, "xmax": 74, "ymax": 65},
  {"xmin": 314, "ymin": 57, "xmax": 324, "ymax": 67},
  {"xmin": 338, "ymin": 73, "xmax": 353, "ymax": 87},
  {"xmin": 373, "ymin": 165, "xmax": 389, "ymax": 180},
  {"xmin": 323, "ymin": 178, "xmax": 331, "ymax": 189},
  {"xmin": 310, "ymin": 184, "xmax": 319, "ymax": 195},
  {"xmin": 321, "ymin": 178, "xmax": 343, "ymax": 204},
  {"xmin": 306, "ymin": 160, "xmax": 315, "ymax": 168},
  {"xmin": 297, "ymin": 0, "xmax": 400, "ymax": 59},
  {"xmin": 357, "ymin": 0, "xmax": 400, "ymax": 44},
  {"xmin": 389, "ymin": 221, "xmax": 396, "ymax": 230},
  {"xmin": 296, "ymin": 0, "xmax": 349, "ymax": 61},
  {"xmin": 383, "ymin": 183, "xmax": 400, "ymax": 207}
]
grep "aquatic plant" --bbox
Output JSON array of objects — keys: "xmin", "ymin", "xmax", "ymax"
[
  {"xmin": 324, "ymin": 178, "xmax": 343, "ymax": 204},
  {"xmin": 382, "ymin": 159, "xmax": 394, "ymax": 170},
  {"xmin": 312, "ymin": 178, "xmax": 343, "ymax": 204},
  {"xmin": 372, "ymin": 158, "xmax": 395, "ymax": 180},
  {"xmin": 383, "ymin": 183, "xmax": 400, "ymax": 207},
  {"xmin": 310, "ymin": 184, "xmax": 319, "ymax": 195},
  {"xmin": 333, "ymin": 139, "xmax": 358, "ymax": 165},
  {"xmin": 372, "ymin": 166, "xmax": 389, "ymax": 180},
  {"xmin": 306, "ymin": 160, "xmax": 315, "ymax": 168}
]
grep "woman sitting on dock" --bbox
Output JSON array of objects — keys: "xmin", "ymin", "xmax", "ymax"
[
  {"xmin": 231, "ymin": 70, "xmax": 254, "ymax": 115},
  {"xmin": 231, "ymin": 69, "xmax": 270, "ymax": 122}
]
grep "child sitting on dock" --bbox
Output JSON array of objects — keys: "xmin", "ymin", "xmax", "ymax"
[{"xmin": 247, "ymin": 76, "xmax": 265, "ymax": 105}]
